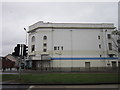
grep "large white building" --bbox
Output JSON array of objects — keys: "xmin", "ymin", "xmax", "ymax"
[{"xmin": 27, "ymin": 21, "xmax": 119, "ymax": 71}]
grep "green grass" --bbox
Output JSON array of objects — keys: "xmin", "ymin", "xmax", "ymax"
[
  {"xmin": 2, "ymin": 74, "xmax": 18, "ymax": 81},
  {"xmin": 2, "ymin": 73, "xmax": 119, "ymax": 84}
]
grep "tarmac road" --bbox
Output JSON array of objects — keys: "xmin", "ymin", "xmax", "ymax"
[
  {"xmin": 2, "ymin": 84, "xmax": 120, "ymax": 90},
  {"xmin": 2, "ymin": 85, "xmax": 30, "ymax": 90},
  {"xmin": 28, "ymin": 84, "xmax": 120, "ymax": 90}
]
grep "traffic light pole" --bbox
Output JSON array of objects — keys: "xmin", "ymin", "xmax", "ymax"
[
  {"xmin": 12, "ymin": 44, "xmax": 28, "ymax": 79},
  {"xmin": 18, "ymin": 57, "xmax": 21, "ymax": 80}
]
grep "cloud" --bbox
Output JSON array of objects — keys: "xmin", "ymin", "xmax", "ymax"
[{"xmin": 2, "ymin": 2, "xmax": 118, "ymax": 56}]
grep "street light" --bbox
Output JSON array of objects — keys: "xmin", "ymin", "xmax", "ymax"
[
  {"xmin": 24, "ymin": 28, "xmax": 27, "ymax": 45},
  {"xmin": 24, "ymin": 28, "xmax": 28, "ymax": 69}
]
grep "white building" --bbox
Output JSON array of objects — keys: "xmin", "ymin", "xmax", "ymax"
[{"xmin": 27, "ymin": 21, "xmax": 119, "ymax": 71}]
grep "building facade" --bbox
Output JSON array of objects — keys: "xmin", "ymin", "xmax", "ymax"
[{"xmin": 27, "ymin": 21, "xmax": 119, "ymax": 71}]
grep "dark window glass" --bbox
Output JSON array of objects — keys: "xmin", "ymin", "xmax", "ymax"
[
  {"xmin": 99, "ymin": 44, "xmax": 101, "ymax": 49},
  {"xmin": 43, "ymin": 43, "xmax": 47, "ymax": 47},
  {"xmin": 98, "ymin": 36, "xmax": 100, "ymax": 39},
  {"xmin": 107, "ymin": 34, "xmax": 111, "ymax": 39},
  {"xmin": 43, "ymin": 36, "xmax": 47, "ymax": 40},
  {"xmin": 58, "ymin": 47, "xmax": 59, "ymax": 50},
  {"xmin": 54, "ymin": 46, "xmax": 57, "ymax": 50},
  {"xmin": 31, "ymin": 45, "xmax": 35, "ymax": 52},
  {"xmin": 43, "ymin": 49, "xmax": 47, "ymax": 52},
  {"xmin": 108, "ymin": 43, "xmax": 112, "ymax": 50},
  {"xmin": 61, "ymin": 46, "xmax": 63, "ymax": 50}
]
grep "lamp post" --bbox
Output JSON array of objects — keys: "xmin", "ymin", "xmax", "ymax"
[
  {"xmin": 24, "ymin": 28, "xmax": 28, "ymax": 69},
  {"xmin": 24, "ymin": 28, "xmax": 27, "ymax": 45}
]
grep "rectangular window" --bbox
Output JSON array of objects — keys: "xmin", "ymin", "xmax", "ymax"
[
  {"xmin": 61, "ymin": 46, "xmax": 63, "ymax": 50},
  {"xmin": 99, "ymin": 44, "xmax": 101, "ymax": 49},
  {"xmin": 54, "ymin": 46, "xmax": 57, "ymax": 50},
  {"xmin": 118, "ymin": 61, "xmax": 120, "ymax": 68},
  {"xmin": 58, "ymin": 46, "xmax": 59, "ymax": 50},
  {"xmin": 85, "ymin": 62, "xmax": 90, "ymax": 68},
  {"xmin": 112, "ymin": 61, "xmax": 117, "ymax": 68},
  {"xmin": 107, "ymin": 34, "xmax": 111, "ymax": 39},
  {"xmin": 108, "ymin": 43, "xmax": 112, "ymax": 50},
  {"xmin": 109, "ymin": 54, "xmax": 114, "ymax": 57},
  {"xmin": 43, "ymin": 43, "xmax": 47, "ymax": 47},
  {"xmin": 43, "ymin": 49, "xmax": 47, "ymax": 52},
  {"xmin": 98, "ymin": 36, "xmax": 100, "ymax": 39},
  {"xmin": 31, "ymin": 45, "xmax": 35, "ymax": 52}
]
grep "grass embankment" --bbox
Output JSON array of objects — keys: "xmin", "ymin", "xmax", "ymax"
[{"xmin": 2, "ymin": 73, "xmax": 118, "ymax": 84}]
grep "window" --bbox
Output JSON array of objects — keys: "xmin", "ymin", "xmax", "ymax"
[
  {"xmin": 43, "ymin": 49, "xmax": 47, "ymax": 52},
  {"xmin": 118, "ymin": 61, "xmax": 120, "ymax": 68},
  {"xmin": 54, "ymin": 46, "xmax": 57, "ymax": 50},
  {"xmin": 109, "ymin": 54, "xmax": 114, "ymax": 57},
  {"xmin": 107, "ymin": 34, "xmax": 111, "ymax": 39},
  {"xmin": 31, "ymin": 36, "xmax": 35, "ymax": 42},
  {"xmin": 108, "ymin": 43, "xmax": 112, "ymax": 50},
  {"xmin": 99, "ymin": 44, "xmax": 101, "ymax": 49},
  {"xmin": 85, "ymin": 62, "xmax": 90, "ymax": 68},
  {"xmin": 58, "ymin": 46, "xmax": 59, "ymax": 50},
  {"xmin": 98, "ymin": 36, "xmax": 100, "ymax": 39},
  {"xmin": 43, "ymin": 43, "xmax": 47, "ymax": 47},
  {"xmin": 112, "ymin": 61, "xmax": 117, "ymax": 68},
  {"xmin": 31, "ymin": 45, "xmax": 35, "ymax": 52},
  {"xmin": 61, "ymin": 46, "xmax": 63, "ymax": 50},
  {"xmin": 43, "ymin": 36, "xmax": 47, "ymax": 40}
]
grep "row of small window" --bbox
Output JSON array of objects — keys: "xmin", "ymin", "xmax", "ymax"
[
  {"xmin": 31, "ymin": 45, "xmax": 64, "ymax": 52},
  {"xmin": 54, "ymin": 46, "xmax": 64, "ymax": 50},
  {"xmin": 99, "ymin": 43, "xmax": 112, "ymax": 50},
  {"xmin": 98, "ymin": 34, "xmax": 111, "ymax": 40}
]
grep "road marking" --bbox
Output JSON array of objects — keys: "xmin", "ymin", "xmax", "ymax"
[
  {"xmin": 28, "ymin": 86, "xmax": 35, "ymax": 90},
  {"xmin": 27, "ymin": 85, "xmax": 120, "ymax": 89}
]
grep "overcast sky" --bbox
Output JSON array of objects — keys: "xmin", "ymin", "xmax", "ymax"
[{"xmin": 1, "ymin": 1, "xmax": 119, "ymax": 56}]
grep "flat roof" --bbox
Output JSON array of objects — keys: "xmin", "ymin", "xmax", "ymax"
[{"xmin": 28, "ymin": 21, "xmax": 116, "ymax": 33}]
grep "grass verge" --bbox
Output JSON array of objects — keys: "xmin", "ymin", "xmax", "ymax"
[{"xmin": 2, "ymin": 73, "xmax": 119, "ymax": 84}]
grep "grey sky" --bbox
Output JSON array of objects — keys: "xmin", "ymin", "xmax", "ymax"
[{"xmin": 1, "ymin": 2, "xmax": 118, "ymax": 56}]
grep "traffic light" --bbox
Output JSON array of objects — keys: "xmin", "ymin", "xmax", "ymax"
[
  {"xmin": 118, "ymin": 48, "xmax": 120, "ymax": 52},
  {"xmin": 12, "ymin": 44, "xmax": 20, "ymax": 56},
  {"xmin": 23, "ymin": 44, "xmax": 28, "ymax": 56}
]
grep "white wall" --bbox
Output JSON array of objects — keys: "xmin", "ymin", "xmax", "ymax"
[{"xmin": 28, "ymin": 22, "xmax": 117, "ymax": 68}]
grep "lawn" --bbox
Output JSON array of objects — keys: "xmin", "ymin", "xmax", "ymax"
[{"xmin": 2, "ymin": 73, "xmax": 119, "ymax": 84}]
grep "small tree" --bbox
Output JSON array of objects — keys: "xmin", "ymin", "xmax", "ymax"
[{"xmin": 111, "ymin": 30, "xmax": 120, "ymax": 55}]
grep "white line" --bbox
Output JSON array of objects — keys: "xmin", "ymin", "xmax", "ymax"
[
  {"xmin": 27, "ymin": 85, "xmax": 120, "ymax": 89},
  {"xmin": 27, "ymin": 86, "xmax": 35, "ymax": 90}
]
